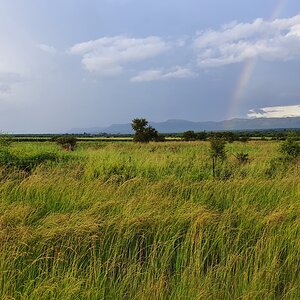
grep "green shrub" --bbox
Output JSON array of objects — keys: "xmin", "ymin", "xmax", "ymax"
[
  {"xmin": 234, "ymin": 152, "xmax": 249, "ymax": 164},
  {"xmin": 55, "ymin": 136, "xmax": 77, "ymax": 151},
  {"xmin": 279, "ymin": 133, "xmax": 300, "ymax": 159},
  {"xmin": 210, "ymin": 137, "xmax": 226, "ymax": 178}
]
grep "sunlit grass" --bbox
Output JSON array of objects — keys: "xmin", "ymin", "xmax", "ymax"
[{"xmin": 0, "ymin": 141, "xmax": 299, "ymax": 299}]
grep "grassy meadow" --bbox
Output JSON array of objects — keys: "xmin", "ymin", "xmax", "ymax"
[{"xmin": 0, "ymin": 141, "xmax": 299, "ymax": 299}]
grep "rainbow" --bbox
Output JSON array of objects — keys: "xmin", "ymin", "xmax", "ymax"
[{"xmin": 228, "ymin": 0, "xmax": 289, "ymax": 120}]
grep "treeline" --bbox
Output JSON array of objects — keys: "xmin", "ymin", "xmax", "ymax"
[
  {"xmin": 5, "ymin": 121, "xmax": 300, "ymax": 142},
  {"xmin": 181, "ymin": 130, "xmax": 245, "ymax": 142},
  {"xmin": 177, "ymin": 129, "xmax": 300, "ymax": 142}
]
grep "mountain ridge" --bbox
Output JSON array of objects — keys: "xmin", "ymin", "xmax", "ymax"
[{"xmin": 68, "ymin": 117, "xmax": 300, "ymax": 134}]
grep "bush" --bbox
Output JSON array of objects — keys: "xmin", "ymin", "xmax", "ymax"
[
  {"xmin": 234, "ymin": 152, "xmax": 249, "ymax": 164},
  {"xmin": 210, "ymin": 137, "xmax": 226, "ymax": 178},
  {"xmin": 55, "ymin": 136, "xmax": 77, "ymax": 151},
  {"xmin": 279, "ymin": 133, "xmax": 300, "ymax": 159}
]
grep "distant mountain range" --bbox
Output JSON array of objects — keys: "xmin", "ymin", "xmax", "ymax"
[{"xmin": 68, "ymin": 117, "xmax": 300, "ymax": 134}]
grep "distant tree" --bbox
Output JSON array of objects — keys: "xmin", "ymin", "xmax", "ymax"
[
  {"xmin": 131, "ymin": 118, "xmax": 149, "ymax": 134},
  {"xmin": 280, "ymin": 133, "xmax": 300, "ymax": 159},
  {"xmin": 197, "ymin": 131, "xmax": 208, "ymax": 141},
  {"xmin": 222, "ymin": 131, "xmax": 236, "ymax": 143},
  {"xmin": 210, "ymin": 137, "xmax": 226, "ymax": 178},
  {"xmin": 182, "ymin": 130, "xmax": 197, "ymax": 141},
  {"xmin": 55, "ymin": 136, "xmax": 77, "ymax": 151},
  {"xmin": 182, "ymin": 130, "xmax": 207, "ymax": 141},
  {"xmin": 131, "ymin": 118, "xmax": 162, "ymax": 143}
]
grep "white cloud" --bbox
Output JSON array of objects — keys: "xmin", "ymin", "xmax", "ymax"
[
  {"xmin": 67, "ymin": 14, "xmax": 300, "ymax": 80},
  {"xmin": 247, "ymin": 105, "xmax": 300, "ymax": 118},
  {"xmin": 37, "ymin": 44, "xmax": 57, "ymax": 54},
  {"xmin": 69, "ymin": 36, "xmax": 170, "ymax": 76},
  {"xmin": 194, "ymin": 14, "xmax": 300, "ymax": 68},
  {"xmin": 130, "ymin": 66, "xmax": 196, "ymax": 82}
]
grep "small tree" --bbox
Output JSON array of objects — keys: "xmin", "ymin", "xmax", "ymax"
[
  {"xmin": 55, "ymin": 136, "xmax": 77, "ymax": 151},
  {"xmin": 131, "ymin": 118, "xmax": 161, "ymax": 143},
  {"xmin": 210, "ymin": 137, "xmax": 226, "ymax": 177}
]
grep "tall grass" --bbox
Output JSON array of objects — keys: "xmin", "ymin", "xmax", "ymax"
[{"xmin": 0, "ymin": 141, "xmax": 299, "ymax": 299}]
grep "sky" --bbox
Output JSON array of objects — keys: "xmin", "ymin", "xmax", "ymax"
[{"xmin": 0, "ymin": 0, "xmax": 300, "ymax": 133}]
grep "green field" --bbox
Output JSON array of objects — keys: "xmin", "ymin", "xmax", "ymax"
[{"xmin": 0, "ymin": 141, "xmax": 299, "ymax": 299}]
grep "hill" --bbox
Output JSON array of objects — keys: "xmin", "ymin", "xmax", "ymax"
[{"xmin": 68, "ymin": 117, "xmax": 300, "ymax": 134}]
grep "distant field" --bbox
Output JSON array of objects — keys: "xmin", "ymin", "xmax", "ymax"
[
  {"xmin": 11, "ymin": 136, "xmax": 271, "ymax": 143},
  {"xmin": 11, "ymin": 136, "xmax": 182, "ymax": 142},
  {"xmin": 0, "ymin": 141, "xmax": 299, "ymax": 299}
]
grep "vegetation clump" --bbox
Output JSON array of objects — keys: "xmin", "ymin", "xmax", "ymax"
[
  {"xmin": 280, "ymin": 133, "xmax": 300, "ymax": 159},
  {"xmin": 182, "ymin": 130, "xmax": 197, "ymax": 141},
  {"xmin": 234, "ymin": 152, "xmax": 249, "ymax": 164},
  {"xmin": 131, "ymin": 118, "xmax": 164, "ymax": 143},
  {"xmin": 182, "ymin": 130, "xmax": 207, "ymax": 141},
  {"xmin": 209, "ymin": 137, "xmax": 226, "ymax": 177},
  {"xmin": 55, "ymin": 136, "xmax": 77, "ymax": 151}
]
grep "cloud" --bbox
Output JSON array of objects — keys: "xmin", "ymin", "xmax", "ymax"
[
  {"xmin": 67, "ymin": 14, "xmax": 300, "ymax": 82},
  {"xmin": 0, "ymin": 72, "xmax": 22, "ymax": 95},
  {"xmin": 130, "ymin": 66, "xmax": 196, "ymax": 82},
  {"xmin": 37, "ymin": 44, "xmax": 57, "ymax": 54},
  {"xmin": 247, "ymin": 105, "xmax": 300, "ymax": 118},
  {"xmin": 69, "ymin": 36, "xmax": 170, "ymax": 76},
  {"xmin": 194, "ymin": 14, "xmax": 300, "ymax": 68}
]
